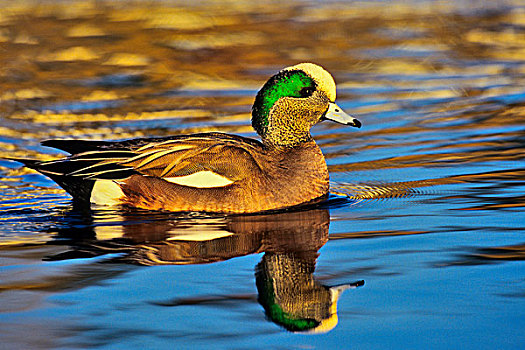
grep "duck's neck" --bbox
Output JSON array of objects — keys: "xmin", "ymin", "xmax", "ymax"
[
  {"xmin": 264, "ymin": 140, "xmax": 330, "ymax": 207},
  {"xmin": 262, "ymin": 130, "xmax": 312, "ymax": 148}
]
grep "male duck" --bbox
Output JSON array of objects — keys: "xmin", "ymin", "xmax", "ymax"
[{"xmin": 15, "ymin": 63, "xmax": 361, "ymax": 213}]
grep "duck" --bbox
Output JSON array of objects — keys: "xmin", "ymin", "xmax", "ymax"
[{"xmin": 13, "ymin": 63, "xmax": 361, "ymax": 213}]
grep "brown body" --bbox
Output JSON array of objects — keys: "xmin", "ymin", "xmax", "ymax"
[{"xmin": 120, "ymin": 140, "xmax": 329, "ymax": 213}]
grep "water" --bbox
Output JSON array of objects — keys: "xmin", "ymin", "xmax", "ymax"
[{"xmin": 1, "ymin": 0, "xmax": 524, "ymax": 349}]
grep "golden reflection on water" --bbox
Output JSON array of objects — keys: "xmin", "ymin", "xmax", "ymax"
[{"xmin": 37, "ymin": 209, "xmax": 330, "ymax": 264}]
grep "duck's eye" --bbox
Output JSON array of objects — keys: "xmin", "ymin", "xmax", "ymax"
[{"xmin": 299, "ymin": 86, "xmax": 315, "ymax": 98}]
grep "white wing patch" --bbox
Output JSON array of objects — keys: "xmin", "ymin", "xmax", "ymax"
[
  {"xmin": 164, "ymin": 171, "xmax": 234, "ymax": 188},
  {"xmin": 90, "ymin": 180, "xmax": 125, "ymax": 205}
]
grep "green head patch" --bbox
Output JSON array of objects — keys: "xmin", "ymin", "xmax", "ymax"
[
  {"xmin": 257, "ymin": 269, "xmax": 320, "ymax": 332},
  {"xmin": 252, "ymin": 70, "xmax": 317, "ymax": 136}
]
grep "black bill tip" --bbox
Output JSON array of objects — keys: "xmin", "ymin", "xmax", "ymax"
[{"xmin": 351, "ymin": 118, "xmax": 362, "ymax": 128}]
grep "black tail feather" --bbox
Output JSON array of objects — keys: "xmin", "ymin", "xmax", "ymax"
[
  {"xmin": 8, "ymin": 157, "xmax": 95, "ymax": 203},
  {"xmin": 41, "ymin": 139, "xmax": 116, "ymax": 154}
]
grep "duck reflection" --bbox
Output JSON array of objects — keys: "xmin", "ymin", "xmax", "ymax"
[
  {"xmin": 50, "ymin": 207, "xmax": 363, "ymax": 333},
  {"xmin": 256, "ymin": 251, "xmax": 363, "ymax": 334}
]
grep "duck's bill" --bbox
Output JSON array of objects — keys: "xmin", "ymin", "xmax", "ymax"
[{"xmin": 322, "ymin": 102, "xmax": 361, "ymax": 128}]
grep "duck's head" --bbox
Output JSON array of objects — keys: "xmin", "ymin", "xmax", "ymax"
[{"xmin": 252, "ymin": 63, "xmax": 361, "ymax": 147}]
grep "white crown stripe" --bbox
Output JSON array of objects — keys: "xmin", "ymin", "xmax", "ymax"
[{"xmin": 283, "ymin": 63, "xmax": 337, "ymax": 102}]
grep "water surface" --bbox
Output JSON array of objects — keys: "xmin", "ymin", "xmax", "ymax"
[{"xmin": 0, "ymin": 1, "xmax": 524, "ymax": 349}]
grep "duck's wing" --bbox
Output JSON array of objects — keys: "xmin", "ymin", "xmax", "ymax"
[{"xmin": 36, "ymin": 133, "xmax": 267, "ymax": 184}]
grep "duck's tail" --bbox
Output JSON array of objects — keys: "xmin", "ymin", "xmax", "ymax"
[{"xmin": 7, "ymin": 157, "xmax": 95, "ymax": 204}]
